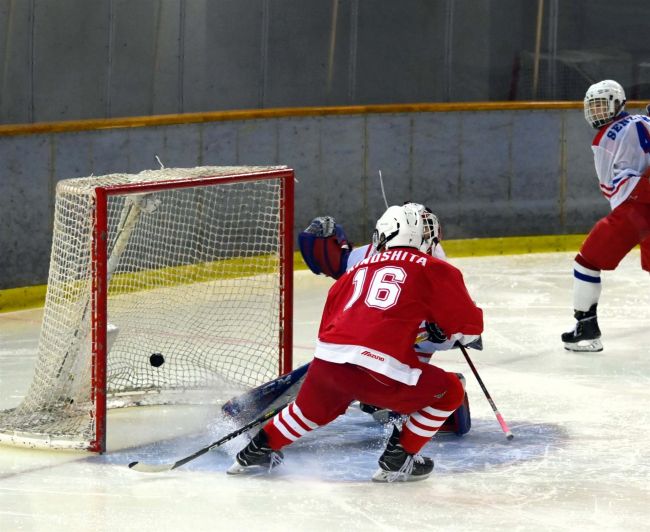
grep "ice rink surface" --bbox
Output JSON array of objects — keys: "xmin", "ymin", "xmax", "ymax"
[{"xmin": 1, "ymin": 251, "xmax": 649, "ymax": 532}]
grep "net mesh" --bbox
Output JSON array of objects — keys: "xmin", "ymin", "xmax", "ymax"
[{"xmin": 0, "ymin": 166, "xmax": 291, "ymax": 449}]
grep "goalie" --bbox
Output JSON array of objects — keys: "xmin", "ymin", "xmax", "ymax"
[{"xmin": 228, "ymin": 204, "xmax": 484, "ymax": 482}]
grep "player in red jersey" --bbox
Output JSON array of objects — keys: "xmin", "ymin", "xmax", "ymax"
[
  {"xmin": 298, "ymin": 203, "xmax": 479, "ymax": 356},
  {"xmin": 228, "ymin": 203, "xmax": 483, "ymax": 482},
  {"xmin": 562, "ymin": 80, "xmax": 650, "ymax": 352}
]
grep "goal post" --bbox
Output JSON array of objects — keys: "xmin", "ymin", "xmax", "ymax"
[{"xmin": 0, "ymin": 166, "xmax": 294, "ymax": 452}]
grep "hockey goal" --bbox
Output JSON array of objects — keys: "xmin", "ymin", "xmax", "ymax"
[{"xmin": 0, "ymin": 166, "xmax": 294, "ymax": 452}]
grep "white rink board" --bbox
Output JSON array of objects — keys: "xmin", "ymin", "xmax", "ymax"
[{"xmin": 1, "ymin": 251, "xmax": 649, "ymax": 532}]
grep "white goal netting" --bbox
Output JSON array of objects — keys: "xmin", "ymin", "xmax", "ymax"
[{"xmin": 0, "ymin": 165, "xmax": 293, "ymax": 451}]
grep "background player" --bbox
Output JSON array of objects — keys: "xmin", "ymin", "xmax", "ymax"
[
  {"xmin": 227, "ymin": 203, "xmax": 483, "ymax": 482},
  {"xmin": 562, "ymin": 80, "xmax": 650, "ymax": 352}
]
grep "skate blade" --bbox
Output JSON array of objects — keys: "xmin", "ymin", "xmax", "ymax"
[
  {"xmin": 563, "ymin": 338, "xmax": 603, "ymax": 352},
  {"xmin": 371, "ymin": 468, "xmax": 431, "ymax": 483},
  {"xmin": 226, "ymin": 461, "xmax": 270, "ymax": 475},
  {"xmin": 226, "ymin": 455, "xmax": 283, "ymax": 475},
  {"xmin": 226, "ymin": 461, "xmax": 249, "ymax": 475},
  {"xmin": 226, "ymin": 461, "xmax": 273, "ymax": 475}
]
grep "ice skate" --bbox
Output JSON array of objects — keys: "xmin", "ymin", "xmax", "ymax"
[
  {"xmin": 227, "ymin": 429, "xmax": 284, "ymax": 475},
  {"xmin": 561, "ymin": 304, "xmax": 603, "ymax": 352},
  {"xmin": 372, "ymin": 425, "xmax": 433, "ymax": 482}
]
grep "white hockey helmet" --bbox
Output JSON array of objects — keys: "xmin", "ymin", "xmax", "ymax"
[
  {"xmin": 372, "ymin": 204, "xmax": 424, "ymax": 251},
  {"xmin": 583, "ymin": 79, "xmax": 626, "ymax": 129},
  {"xmin": 404, "ymin": 202, "xmax": 441, "ymax": 253}
]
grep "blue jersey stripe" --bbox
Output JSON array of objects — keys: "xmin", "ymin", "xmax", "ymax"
[{"xmin": 574, "ymin": 270, "xmax": 601, "ymax": 283}]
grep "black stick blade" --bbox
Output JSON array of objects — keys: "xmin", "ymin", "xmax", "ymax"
[{"xmin": 128, "ymin": 461, "xmax": 174, "ymax": 473}]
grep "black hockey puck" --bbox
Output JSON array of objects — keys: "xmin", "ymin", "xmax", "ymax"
[{"xmin": 149, "ymin": 353, "xmax": 165, "ymax": 367}]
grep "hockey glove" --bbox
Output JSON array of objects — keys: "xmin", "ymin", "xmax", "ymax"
[
  {"xmin": 424, "ymin": 321, "xmax": 448, "ymax": 344},
  {"xmin": 298, "ymin": 216, "xmax": 351, "ymax": 279}
]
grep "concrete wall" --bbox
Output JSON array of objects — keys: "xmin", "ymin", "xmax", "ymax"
[
  {"xmin": 2, "ymin": 0, "xmax": 650, "ymax": 124},
  {"xmin": 0, "ymin": 106, "xmax": 614, "ymax": 290},
  {"xmin": 0, "ymin": 0, "xmax": 493, "ymax": 123}
]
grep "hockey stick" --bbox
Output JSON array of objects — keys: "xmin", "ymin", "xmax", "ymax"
[
  {"xmin": 458, "ymin": 344, "xmax": 514, "ymax": 440},
  {"xmin": 128, "ymin": 401, "xmax": 288, "ymax": 473}
]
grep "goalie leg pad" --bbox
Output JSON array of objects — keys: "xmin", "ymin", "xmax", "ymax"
[
  {"xmin": 439, "ymin": 392, "xmax": 471, "ymax": 436},
  {"xmin": 439, "ymin": 373, "xmax": 471, "ymax": 436},
  {"xmin": 222, "ymin": 363, "xmax": 310, "ymax": 423}
]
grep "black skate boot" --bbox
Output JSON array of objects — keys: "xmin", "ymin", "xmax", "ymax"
[
  {"xmin": 372, "ymin": 425, "xmax": 434, "ymax": 482},
  {"xmin": 561, "ymin": 304, "xmax": 603, "ymax": 352},
  {"xmin": 226, "ymin": 429, "xmax": 284, "ymax": 475}
]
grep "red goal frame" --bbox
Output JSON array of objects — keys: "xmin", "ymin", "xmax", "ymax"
[{"xmin": 89, "ymin": 169, "xmax": 294, "ymax": 452}]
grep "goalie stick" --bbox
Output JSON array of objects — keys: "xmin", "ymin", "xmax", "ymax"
[
  {"xmin": 459, "ymin": 344, "xmax": 514, "ymax": 440},
  {"xmin": 128, "ymin": 401, "xmax": 289, "ymax": 473}
]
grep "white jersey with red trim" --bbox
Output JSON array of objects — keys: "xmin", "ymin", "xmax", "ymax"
[
  {"xmin": 315, "ymin": 247, "xmax": 483, "ymax": 385},
  {"xmin": 592, "ymin": 113, "xmax": 650, "ymax": 210}
]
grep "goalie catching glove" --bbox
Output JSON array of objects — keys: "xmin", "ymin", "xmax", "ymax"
[{"xmin": 298, "ymin": 216, "xmax": 352, "ymax": 279}]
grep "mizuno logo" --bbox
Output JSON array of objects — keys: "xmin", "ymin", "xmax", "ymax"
[{"xmin": 361, "ymin": 350, "xmax": 384, "ymax": 362}]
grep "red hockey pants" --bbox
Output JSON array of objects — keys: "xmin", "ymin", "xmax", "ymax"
[{"xmin": 263, "ymin": 357, "xmax": 465, "ymax": 455}]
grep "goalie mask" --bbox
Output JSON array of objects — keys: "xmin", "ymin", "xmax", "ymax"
[
  {"xmin": 584, "ymin": 80, "xmax": 626, "ymax": 129},
  {"xmin": 372, "ymin": 204, "xmax": 424, "ymax": 251}
]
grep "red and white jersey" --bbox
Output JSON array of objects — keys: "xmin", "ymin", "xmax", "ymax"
[
  {"xmin": 346, "ymin": 242, "xmax": 455, "ymax": 355},
  {"xmin": 347, "ymin": 242, "xmax": 446, "ymax": 267},
  {"xmin": 592, "ymin": 113, "xmax": 650, "ymax": 209},
  {"xmin": 315, "ymin": 247, "xmax": 483, "ymax": 385}
]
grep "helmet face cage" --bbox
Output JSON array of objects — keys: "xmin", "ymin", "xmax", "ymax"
[
  {"xmin": 419, "ymin": 206, "xmax": 441, "ymax": 253},
  {"xmin": 403, "ymin": 202, "xmax": 441, "ymax": 254},
  {"xmin": 584, "ymin": 80, "xmax": 626, "ymax": 129}
]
